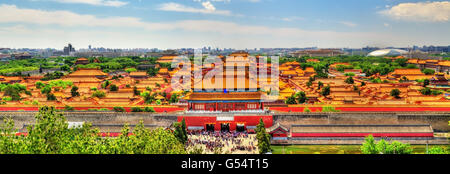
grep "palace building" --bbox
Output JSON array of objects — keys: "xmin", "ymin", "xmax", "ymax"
[{"xmin": 183, "ymin": 51, "xmax": 274, "ymax": 113}]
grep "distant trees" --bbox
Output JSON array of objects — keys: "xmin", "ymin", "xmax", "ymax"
[
  {"xmin": 361, "ymin": 135, "xmax": 413, "ymax": 154},
  {"xmin": 422, "ymin": 69, "xmax": 435, "ymax": 75},
  {"xmin": 60, "ymin": 65, "xmax": 70, "ymax": 72},
  {"xmin": 344, "ymin": 72, "xmax": 355, "ymax": 77},
  {"xmin": 147, "ymin": 67, "xmax": 159, "ymax": 77},
  {"xmin": 125, "ymin": 68, "xmax": 137, "ymax": 73},
  {"xmin": 2, "ymin": 84, "xmax": 26, "ymax": 101},
  {"xmin": 394, "ymin": 58, "xmax": 408, "ymax": 67},
  {"xmin": 92, "ymin": 91, "xmax": 106, "ymax": 98},
  {"xmin": 419, "ymin": 87, "xmax": 442, "ymax": 96},
  {"xmin": 41, "ymin": 71, "xmax": 64, "ymax": 81}
]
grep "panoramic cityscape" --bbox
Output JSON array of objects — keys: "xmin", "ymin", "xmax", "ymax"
[{"xmin": 0, "ymin": 0, "xmax": 449, "ymax": 158}]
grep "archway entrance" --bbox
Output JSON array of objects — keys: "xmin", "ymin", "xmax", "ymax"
[
  {"xmin": 206, "ymin": 124, "xmax": 215, "ymax": 132},
  {"xmin": 236, "ymin": 123, "xmax": 245, "ymax": 132},
  {"xmin": 220, "ymin": 123, "xmax": 230, "ymax": 132}
]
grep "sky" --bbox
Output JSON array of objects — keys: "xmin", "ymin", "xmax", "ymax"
[{"xmin": 0, "ymin": 0, "xmax": 449, "ymax": 49}]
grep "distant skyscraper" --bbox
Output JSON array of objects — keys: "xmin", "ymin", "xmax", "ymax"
[
  {"xmin": 88, "ymin": 45, "xmax": 92, "ymax": 50},
  {"xmin": 63, "ymin": 43, "xmax": 75, "ymax": 55}
]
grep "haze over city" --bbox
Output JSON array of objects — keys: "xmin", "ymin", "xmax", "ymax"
[{"xmin": 0, "ymin": 0, "xmax": 449, "ymax": 49}]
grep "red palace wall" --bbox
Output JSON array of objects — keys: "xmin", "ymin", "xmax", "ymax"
[
  {"xmin": 270, "ymin": 107, "xmax": 450, "ymax": 112},
  {"xmin": 178, "ymin": 115, "xmax": 273, "ymax": 131},
  {"xmin": 291, "ymin": 133, "xmax": 434, "ymax": 138}
]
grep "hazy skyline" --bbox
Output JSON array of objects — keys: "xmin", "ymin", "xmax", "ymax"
[{"xmin": 0, "ymin": 0, "xmax": 449, "ymax": 49}]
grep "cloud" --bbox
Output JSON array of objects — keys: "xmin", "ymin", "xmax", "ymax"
[
  {"xmin": 280, "ymin": 16, "xmax": 304, "ymax": 22},
  {"xmin": 0, "ymin": 4, "xmax": 403, "ymax": 48},
  {"xmin": 158, "ymin": 2, "xmax": 232, "ymax": 16},
  {"xmin": 0, "ymin": 4, "xmax": 168, "ymax": 29},
  {"xmin": 42, "ymin": 0, "xmax": 128, "ymax": 7},
  {"xmin": 339, "ymin": 21, "xmax": 358, "ymax": 27},
  {"xmin": 380, "ymin": 1, "xmax": 450, "ymax": 22}
]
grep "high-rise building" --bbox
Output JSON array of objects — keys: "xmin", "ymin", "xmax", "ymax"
[{"xmin": 63, "ymin": 43, "xmax": 75, "ymax": 55}]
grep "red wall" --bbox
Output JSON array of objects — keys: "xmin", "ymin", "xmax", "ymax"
[
  {"xmin": 291, "ymin": 133, "xmax": 434, "ymax": 137},
  {"xmin": 0, "ymin": 107, "xmax": 184, "ymax": 113},
  {"xmin": 270, "ymin": 107, "xmax": 450, "ymax": 112},
  {"xmin": 178, "ymin": 115, "xmax": 273, "ymax": 131}
]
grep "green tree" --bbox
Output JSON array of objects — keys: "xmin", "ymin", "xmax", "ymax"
[
  {"xmin": 1, "ymin": 106, "xmax": 186, "ymax": 154},
  {"xmin": 321, "ymin": 85, "xmax": 331, "ymax": 97},
  {"xmin": 419, "ymin": 87, "xmax": 432, "ymax": 95},
  {"xmin": 361, "ymin": 135, "xmax": 413, "ymax": 154},
  {"xmin": 46, "ymin": 93, "xmax": 56, "ymax": 101},
  {"xmin": 41, "ymin": 86, "xmax": 52, "ymax": 94},
  {"xmin": 361, "ymin": 135, "xmax": 378, "ymax": 154},
  {"xmin": 285, "ymin": 95, "xmax": 297, "ymax": 104},
  {"xmin": 345, "ymin": 76, "xmax": 354, "ymax": 84},
  {"xmin": 92, "ymin": 91, "xmax": 106, "ymax": 98},
  {"xmin": 169, "ymin": 93, "xmax": 180, "ymax": 104},
  {"xmin": 110, "ymin": 84, "xmax": 118, "ymax": 91},
  {"xmin": 390, "ymin": 89, "xmax": 401, "ymax": 99},
  {"xmin": 140, "ymin": 91, "xmax": 155, "ymax": 104},
  {"xmin": 295, "ymin": 91, "xmax": 307, "ymax": 104},
  {"xmin": 174, "ymin": 118, "xmax": 188, "ymax": 145},
  {"xmin": 102, "ymin": 80, "xmax": 111, "ymax": 89},
  {"xmin": 71, "ymin": 86, "xmax": 80, "ymax": 97},
  {"xmin": 133, "ymin": 86, "xmax": 140, "ymax": 96},
  {"xmin": 113, "ymin": 106, "xmax": 126, "ymax": 112},
  {"xmin": 317, "ymin": 81, "xmax": 324, "ymax": 89},
  {"xmin": 256, "ymin": 118, "xmax": 271, "ymax": 154},
  {"xmin": 3, "ymin": 85, "xmax": 22, "ymax": 101},
  {"xmin": 423, "ymin": 69, "xmax": 435, "ymax": 75},
  {"xmin": 423, "ymin": 79, "xmax": 430, "ymax": 87},
  {"xmin": 428, "ymin": 147, "xmax": 448, "ymax": 154}
]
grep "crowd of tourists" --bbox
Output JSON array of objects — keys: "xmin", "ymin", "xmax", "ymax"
[{"xmin": 187, "ymin": 131, "xmax": 258, "ymax": 154}]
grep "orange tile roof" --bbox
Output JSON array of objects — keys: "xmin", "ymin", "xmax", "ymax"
[
  {"xmin": 438, "ymin": 61, "xmax": 450, "ymax": 67},
  {"xmin": 68, "ymin": 69, "xmax": 107, "ymax": 77},
  {"xmin": 305, "ymin": 67, "xmax": 315, "ymax": 73},
  {"xmin": 281, "ymin": 70, "xmax": 297, "ymax": 75},
  {"xmin": 159, "ymin": 68, "xmax": 169, "ymax": 74},
  {"xmin": 185, "ymin": 91, "xmax": 263, "ymax": 101},
  {"xmin": 129, "ymin": 72, "xmax": 148, "ymax": 76},
  {"xmin": 306, "ymin": 59, "xmax": 320, "ymax": 62},
  {"xmin": 392, "ymin": 69, "xmax": 424, "ymax": 75},
  {"xmin": 407, "ymin": 59, "xmax": 418, "ymax": 64}
]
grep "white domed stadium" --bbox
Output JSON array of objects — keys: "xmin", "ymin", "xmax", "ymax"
[{"xmin": 367, "ymin": 49, "xmax": 408, "ymax": 57}]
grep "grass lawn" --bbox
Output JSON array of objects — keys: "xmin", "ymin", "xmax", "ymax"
[{"xmin": 272, "ymin": 145, "xmax": 449, "ymax": 154}]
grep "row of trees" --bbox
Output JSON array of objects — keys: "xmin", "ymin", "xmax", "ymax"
[
  {"xmin": 0, "ymin": 106, "xmax": 186, "ymax": 154},
  {"xmin": 361, "ymin": 134, "xmax": 449, "ymax": 154}
]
